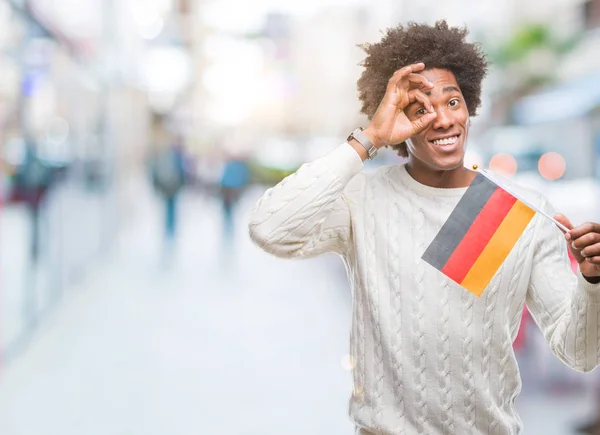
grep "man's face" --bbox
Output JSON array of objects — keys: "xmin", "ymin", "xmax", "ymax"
[{"xmin": 404, "ymin": 68, "xmax": 469, "ymax": 171}]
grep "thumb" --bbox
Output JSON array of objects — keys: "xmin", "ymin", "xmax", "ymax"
[
  {"xmin": 554, "ymin": 213, "xmax": 574, "ymax": 232},
  {"xmin": 555, "ymin": 213, "xmax": 584, "ymax": 263},
  {"xmin": 411, "ymin": 112, "xmax": 437, "ymax": 134}
]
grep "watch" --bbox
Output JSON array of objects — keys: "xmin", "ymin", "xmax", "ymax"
[{"xmin": 347, "ymin": 127, "xmax": 377, "ymax": 159}]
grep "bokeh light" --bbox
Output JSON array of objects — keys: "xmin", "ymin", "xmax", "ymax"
[
  {"xmin": 489, "ymin": 153, "xmax": 518, "ymax": 176},
  {"xmin": 45, "ymin": 116, "xmax": 70, "ymax": 145},
  {"xmin": 538, "ymin": 152, "xmax": 566, "ymax": 181},
  {"xmin": 341, "ymin": 354, "xmax": 355, "ymax": 371}
]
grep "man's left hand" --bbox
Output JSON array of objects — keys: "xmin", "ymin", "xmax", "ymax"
[{"xmin": 555, "ymin": 214, "xmax": 600, "ymax": 280}]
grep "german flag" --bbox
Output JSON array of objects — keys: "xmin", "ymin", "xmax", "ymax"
[{"xmin": 422, "ymin": 172, "xmax": 535, "ymax": 297}]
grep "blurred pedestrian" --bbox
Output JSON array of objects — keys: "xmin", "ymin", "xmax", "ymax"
[
  {"xmin": 150, "ymin": 137, "xmax": 187, "ymax": 246},
  {"xmin": 12, "ymin": 142, "xmax": 53, "ymax": 263},
  {"xmin": 219, "ymin": 156, "xmax": 250, "ymax": 240},
  {"xmin": 248, "ymin": 20, "xmax": 600, "ymax": 434},
  {"xmin": 11, "ymin": 142, "xmax": 57, "ymax": 327}
]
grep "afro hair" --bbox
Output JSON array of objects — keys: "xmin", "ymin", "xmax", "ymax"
[{"xmin": 357, "ymin": 20, "xmax": 488, "ymax": 156}]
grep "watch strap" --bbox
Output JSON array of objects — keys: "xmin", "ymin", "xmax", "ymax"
[{"xmin": 347, "ymin": 127, "xmax": 377, "ymax": 159}]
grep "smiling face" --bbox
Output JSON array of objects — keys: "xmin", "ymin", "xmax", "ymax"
[{"xmin": 404, "ymin": 68, "xmax": 470, "ymax": 183}]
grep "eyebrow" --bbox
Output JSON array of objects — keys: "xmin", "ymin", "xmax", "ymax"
[{"xmin": 424, "ymin": 86, "xmax": 461, "ymax": 96}]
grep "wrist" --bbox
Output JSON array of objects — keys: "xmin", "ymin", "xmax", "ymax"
[
  {"xmin": 362, "ymin": 127, "xmax": 383, "ymax": 149},
  {"xmin": 347, "ymin": 137, "xmax": 369, "ymax": 161},
  {"xmin": 347, "ymin": 127, "xmax": 378, "ymax": 160}
]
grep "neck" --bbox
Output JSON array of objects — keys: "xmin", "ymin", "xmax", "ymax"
[{"xmin": 405, "ymin": 159, "xmax": 475, "ymax": 189}]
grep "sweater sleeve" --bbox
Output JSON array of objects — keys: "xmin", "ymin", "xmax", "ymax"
[
  {"xmin": 248, "ymin": 143, "xmax": 364, "ymax": 258},
  {"xmin": 525, "ymin": 198, "xmax": 600, "ymax": 373}
]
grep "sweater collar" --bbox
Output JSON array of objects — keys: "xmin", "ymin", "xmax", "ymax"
[{"xmin": 395, "ymin": 164, "xmax": 469, "ymax": 197}]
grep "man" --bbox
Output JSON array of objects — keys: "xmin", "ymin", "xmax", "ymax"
[
  {"xmin": 219, "ymin": 155, "xmax": 251, "ymax": 240},
  {"xmin": 150, "ymin": 137, "xmax": 187, "ymax": 244},
  {"xmin": 248, "ymin": 20, "xmax": 600, "ymax": 434},
  {"xmin": 13, "ymin": 142, "xmax": 54, "ymax": 263}
]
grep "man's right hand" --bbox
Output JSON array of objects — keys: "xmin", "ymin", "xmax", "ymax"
[{"xmin": 363, "ymin": 63, "xmax": 437, "ymax": 149}]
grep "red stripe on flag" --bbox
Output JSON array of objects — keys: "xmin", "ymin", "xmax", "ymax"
[{"xmin": 441, "ymin": 187, "xmax": 517, "ymax": 284}]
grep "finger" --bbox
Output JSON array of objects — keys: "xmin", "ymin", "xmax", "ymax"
[
  {"xmin": 569, "ymin": 222, "xmax": 600, "ymax": 240},
  {"xmin": 554, "ymin": 214, "xmax": 574, "ymax": 236},
  {"xmin": 581, "ymin": 242, "xmax": 600, "ymax": 258},
  {"xmin": 381, "ymin": 65, "xmax": 432, "ymax": 109},
  {"xmin": 555, "ymin": 214, "xmax": 575, "ymax": 240},
  {"xmin": 396, "ymin": 62, "xmax": 426, "ymax": 75},
  {"xmin": 410, "ymin": 112, "xmax": 437, "ymax": 135},
  {"xmin": 585, "ymin": 256, "xmax": 600, "ymax": 265},
  {"xmin": 386, "ymin": 64, "xmax": 429, "ymax": 92},
  {"xmin": 407, "ymin": 89, "xmax": 434, "ymax": 113},
  {"xmin": 572, "ymin": 232, "xmax": 600, "ymax": 251},
  {"xmin": 405, "ymin": 73, "xmax": 434, "ymax": 90}
]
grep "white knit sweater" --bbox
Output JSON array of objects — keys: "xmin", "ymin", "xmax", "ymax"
[{"xmin": 248, "ymin": 143, "xmax": 600, "ymax": 435}]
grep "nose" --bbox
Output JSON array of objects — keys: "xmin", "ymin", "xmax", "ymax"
[{"xmin": 433, "ymin": 107, "xmax": 453, "ymax": 130}]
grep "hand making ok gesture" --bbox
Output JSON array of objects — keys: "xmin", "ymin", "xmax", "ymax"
[{"xmin": 364, "ymin": 63, "xmax": 438, "ymax": 149}]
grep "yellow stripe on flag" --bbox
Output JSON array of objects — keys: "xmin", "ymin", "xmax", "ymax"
[{"xmin": 460, "ymin": 200, "xmax": 535, "ymax": 296}]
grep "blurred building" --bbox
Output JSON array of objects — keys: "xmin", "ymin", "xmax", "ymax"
[
  {"xmin": 510, "ymin": 0, "xmax": 600, "ymax": 181},
  {"xmin": 0, "ymin": 0, "xmax": 193, "ymax": 361}
]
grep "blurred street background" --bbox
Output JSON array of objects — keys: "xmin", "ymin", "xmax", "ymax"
[{"xmin": 0, "ymin": 0, "xmax": 599, "ymax": 434}]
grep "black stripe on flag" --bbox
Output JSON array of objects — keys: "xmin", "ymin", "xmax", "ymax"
[{"xmin": 422, "ymin": 173, "xmax": 498, "ymax": 270}]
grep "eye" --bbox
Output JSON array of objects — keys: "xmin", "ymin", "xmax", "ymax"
[
  {"xmin": 416, "ymin": 107, "xmax": 427, "ymax": 116},
  {"xmin": 449, "ymin": 98, "xmax": 460, "ymax": 107}
]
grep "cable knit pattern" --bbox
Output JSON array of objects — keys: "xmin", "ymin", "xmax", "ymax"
[
  {"xmin": 462, "ymin": 288, "xmax": 476, "ymax": 433},
  {"xmin": 367, "ymin": 178, "xmax": 385, "ymax": 428},
  {"xmin": 411, "ymin": 203, "xmax": 428, "ymax": 433},
  {"xmin": 483, "ymin": 268, "xmax": 504, "ymax": 435},
  {"xmin": 498, "ymin": 223, "xmax": 534, "ymax": 416},
  {"xmin": 576, "ymin": 294, "xmax": 588, "ymax": 370},
  {"xmin": 248, "ymin": 143, "xmax": 600, "ymax": 435},
  {"xmin": 438, "ymin": 275, "xmax": 454, "ymax": 432},
  {"xmin": 355, "ymin": 260, "xmax": 367, "ymax": 415},
  {"xmin": 387, "ymin": 175, "xmax": 405, "ymax": 434}
]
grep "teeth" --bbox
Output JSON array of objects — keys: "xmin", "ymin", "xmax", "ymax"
[{"xmin": 433, "ymin": 136, "xmax": 458, "ymax": 146}]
